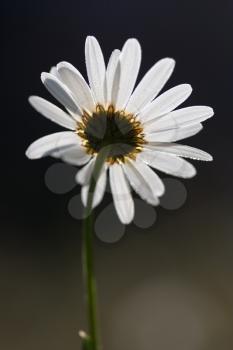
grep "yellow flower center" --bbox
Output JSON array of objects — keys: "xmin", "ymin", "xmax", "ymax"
[{"xmin": 76, "ymin": 105, "xmax": 146, "ymax": 164}]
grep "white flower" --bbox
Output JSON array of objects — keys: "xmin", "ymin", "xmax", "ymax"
[{"xmin": 26, "ymin": 36, "xmax": 214, "ymax": 224}]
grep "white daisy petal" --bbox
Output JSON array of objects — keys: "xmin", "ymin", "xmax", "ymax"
[
  {"xmin": 50, "ymin": 66, "xmax": 61, "ymax": 79},
  {"xmin": 123, "ymin": 161, "xmax": 159, "ymax": 206},
  {"xmin": 166, "ymin": 106, "xmax": 214, "ymax": 126},
  {"xmin": 172, "ymin": 123, "xmax": 203, "ymax": 142},
  {"xmin": 145, "ymin": 123, "xmax": 203, "ymax": 142},
  {"xmin": 130, "ymin": 158, "xmax": 165, "ymax": 197},
  {"xmin": 85, "ymin": 36, "xmax": 106, "ymax": 105},
  {"xmin": 139, "ymin": 84, "xmax": 192, "ymax": 123},
  {"xmin": 126, "ymin": 58, "xmax": 175, "ymax": 114},
  {"xmin": 81, "ymin": 166, "xmax": 107, "ymax": 208},
  {"xmin": 139, "ymin": 151, "xmax": 196, "ymax": 178},
  {"xmin": 57, "ymin": 61, "xmax": 95, "ymax": 113},
  {"xmin": 115, "ymin": 38, "xmax": 141, "ymax": 110},
  {"xmin": 54, "ymin": 145, "xmax": 91, "ymax": 165},
  {"xmin": 75, "ymin": 158, "xmax": 95, "ymax": 185},
  {"xmin": 111, "ymin": 60, "xmax": 121, "ymax": 108},
  {"xmin": 145, "ymin": 143, "xmax": 213, "ymax": 161},
  {"xmin": 105, "ymin": 49, "xmax": 121, "ymax": 105},
  {"xmin": 25, "ymin": 131, "xmax": 79, "ymax": 159},
  {"xmin": 41, "ymin": 72, "xmax": 82, "ymax": 115},
  {"xmin": 167, "ymin": 105, "xmax": 214, "ymax": 127},
  {"xmin": 109, "ymin": 164, "xmax": 134, "ymax": 224},
  {"xmin": 29, "ymin": 96, "xmax": 76, "ymax": 130},
  {"xmin": 145, "ymin": 106, "xmax": 213, "ymax": 132}
]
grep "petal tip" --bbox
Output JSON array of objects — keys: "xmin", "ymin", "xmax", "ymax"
[
  {"xmin": 164, "ymin": 57, "xmax": 176, "ymax": 67},
  {"xmin": 41, "ymin": 72, "xmax": 49, "ymax": 83},
  {"xmin": 25, "ymin": 147, "xmax": 34, "ymax": 160},
  {"xmin": 123, "ymin": 38, "xmax": 141, "ymax": 52},
  {"xmin": 202, "ymin": 106, "xmax": 214, "ymax": 117},
  {"xmin": 185, "ymin": 167, "xmax": 197, "ymax": 178},
  {"xmin": 28, "ymin": 95, "xmax": 36, "ymax": 105},
  {"xmin": 50, "ymin": 66, "xmax": 58, "ymax": 76},
  {"xmin": 85, "ymin": 35, "xmax": 98, "ymax": 45},
  {"xmin": 209, "ymin": 107, "xmax": 214, "ymax": 117},
  {"xmin": 185, "ymin": 83, "xmax": 193, "ymax": 92},
  {"xmin": 75, "ymin": 172, "xmax": 82, "ymax": 185},
  {"xmin": 56, "ymin": 61, "xmax": 67, "ymax": 70},
  {"xmin": 25, "ymin": 148, "xmax": 30, "ymax": 159},
  {"xmin": 206, "ymin": 154, "xmax": 213, "ymax": 161},
  {"xmin": 128, "ymin": 38, "xmax": 140, "ymax": 44},
  {"xmin": 159, "ymin": 184, "xmax": 166, "ymax": 197},
  {"xmin": 56, "ymin": 61, "xmax": 74, "ymax": 72},
  {"xmin": 119, "ymin": 213, "xmax": 134, "ymax": 225}
]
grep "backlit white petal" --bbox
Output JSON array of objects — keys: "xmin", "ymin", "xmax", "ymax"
[
  {"xmin": 75, "ymin": 158, "xmax": 95, "ymax": 185},
  {"xmin": 145, "ymin": 143, "xmax": 213, "ymax": 161},
  {"xmin": 146, "ymin": 106, "xmax": 213, "ymax": 131},
  {"xmin": 85, "ymin": 36, "xmax": 106, "ymax": 105},
  {"xmin": 139, "ymin": 151, "xmax": 196, "ymax": 178},
  {"xmin": 130, "ymin": 159, "xmax": 165, "ymax": 197},
  {"xmin": 168, "ymin": 105, "xmax": 214, "ymax": 126},
  {"xmin": 139, "ymin": 84, "xmax": 192, "ymax": 123},
  {"xmin": 115, "ymin": 39, "xmax": 141, "ymax": 110},
  {"xmin": 109, "ymin": 164, "xmax": 134, "ymax": 224},
  {"xmin": 55, "ymin": 145, "xmax": 91, "ymax": 165},
  {"xmin": 57, "ymin": 61, "xmax": 95, "ymax": 113},
  {"xmin": 49, "ymin": 66, "xmax": 60, "ymax": 79},
  {"xmin": 146, "ymin": 123, "xmax": 203, "ymax": 142},
  {"xmin": 81, "ymin": 166, "xmax": 107, "ymax": 208},
  {"xmin": 145, "ymin": 123, "xmax": 203, "ymax": 144},
  {"xmin": 123, "ymin": 161, "xmax": 159, "ymax": 205},
  {"xmin": 105, "ymin": 49, "xmax": 121, "ymax": 105},
  {"xmin": 111, "ymin": 61, "xmax": 121, "ymax": 107},
  {"xmin": 29, "ymin": 96, "xmax": 76, "ymax": 130},
  {"xmin": 126, "ymin": 58, "xmax": 175, "ymax": 114},
  {"xmin": 25, "ymin": 132, "xmax": 79, "ymax": 159},
  {"xmin": 50, "ymin": 66, "xmax": 61, "ymax": 79},
  {"xmin": 41, "ymin": 72, "xmax": 81, "ymax": 115}
]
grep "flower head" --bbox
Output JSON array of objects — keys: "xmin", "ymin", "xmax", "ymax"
[{"xmin": 26, "ymin": 36, "xmax": 214, "ymax": 224}]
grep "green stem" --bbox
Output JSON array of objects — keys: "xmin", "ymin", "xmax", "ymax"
[{"xmin": 82, "ymin": 146, "xmax": 110, "ymax": 350}]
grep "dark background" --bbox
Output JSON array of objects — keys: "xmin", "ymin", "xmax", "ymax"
[{"xmin": 1, "ymin": 0, "xmax": 233, "ymax": 349}]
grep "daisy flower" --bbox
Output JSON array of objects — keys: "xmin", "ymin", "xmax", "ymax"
[{"xmin": 26, "ymin": 36, "xmax": 214, "ymax": 224}]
